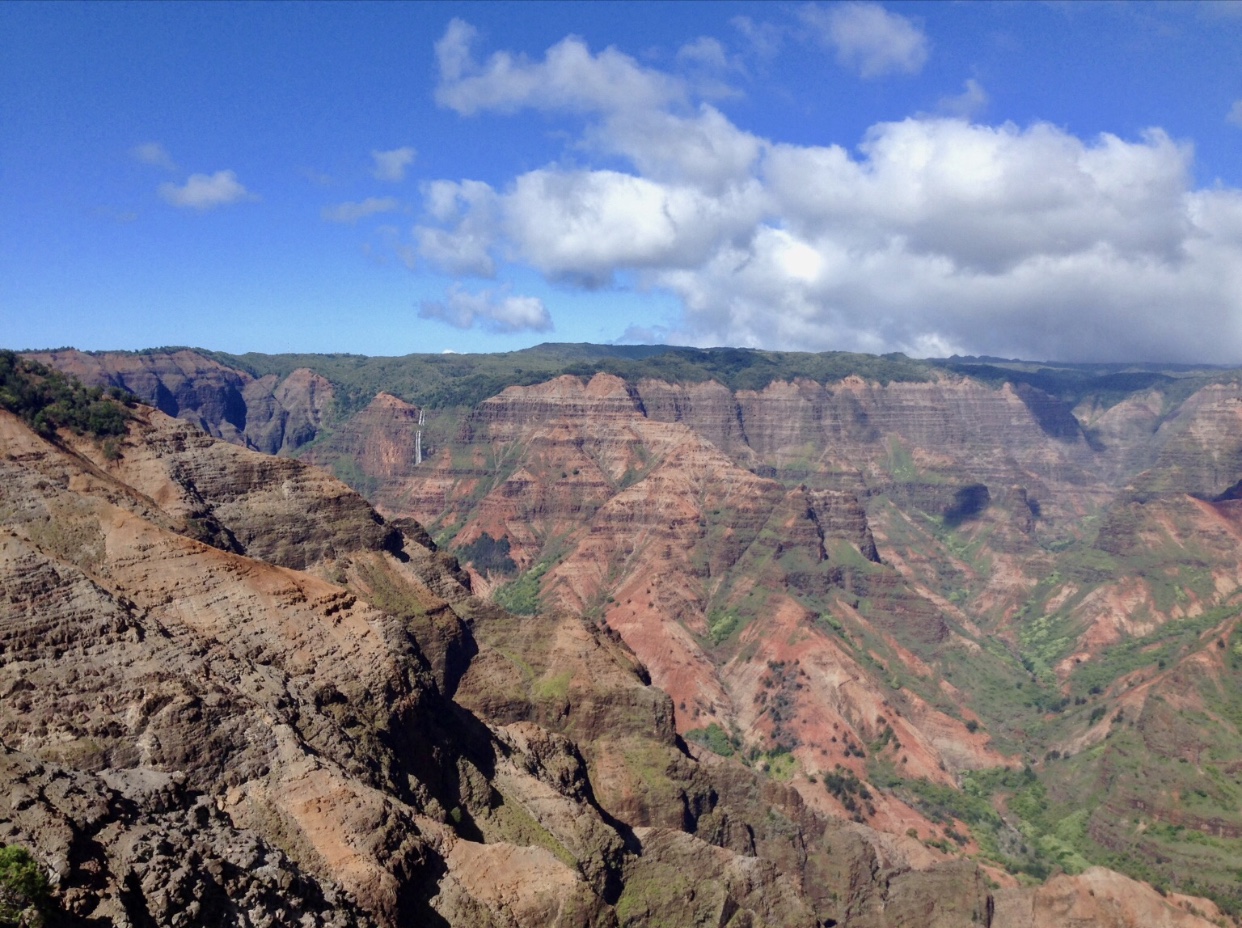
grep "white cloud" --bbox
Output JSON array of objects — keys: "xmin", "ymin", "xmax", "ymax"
[
  {"xmin": 435, "ymin": 18, "xmax": 681, "ymax": 116},
  {"xmin": 414, "ymin": 179, "xmax": 499, "ymax": 277},
  {"xmin": 158, "ymin": 170, "xmax": 253, "ymax": 210},
  {"xmin": 322, "ymin": 197, "xmax": 399, "ymax": 224},
  {"xmin": 372, "ymin": 147, "xmax": 417, "ymax": 182},
  {"xmin": 132, "ymin": 141, "xmax": 177, "ymax": 171},
  {"xmin": 801, "ymin": 2, "xmax": 930, "ymax": 78},
  {"xmin": 765, "ymin": 120, "xmax": 1192, "ymax": 273},
  {"xmin": 418, "ymin": 21, "xmax": 1242, "ymax": 364},
  {"xmin": 1228, "ymin": 100, "xmax": 1242, "ymax": 128},
  {"xmin": 418, "ymin": 284, "xmax": 552, "ymax": 333},
  {"xmin": 593, "ymin": 105, "xmax": 764, "ymax": 191},
  {"xmin": 937, "ymin": 78, "xmax": 988, "ymax": 118},
  {"xmin": 502, "ymin": 167, "xmax": 763, "ymax": 282}
]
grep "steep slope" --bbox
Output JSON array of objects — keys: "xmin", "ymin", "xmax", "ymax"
[
  {"xmin": 27, "ymin": 345, "xmax": 1242, "ymax": 922},
  {"xmin": 25, "ymin": 348, "xmax": 334, "ymax": 455},
  {"xmin": 0, "ymin": 379, "xmax": 1029, "ymax": 926},
  {"xmin": 310, "ymin": 367, "xmax": 1242, "ymax": 916}
]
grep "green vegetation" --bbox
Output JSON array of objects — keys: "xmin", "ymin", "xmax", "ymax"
[
  {"xmin": 330, "ymin": 455, "xmax": 380, "ymax": 499},
  {"xmin": 824, "ymin": 765, "xmax": 875, "ymax": 821},
  {"xmin": 200, "ymin": 343, "xmax": 938, "ymax": 413},
  {"xmin": 494, "ymin": 557, "xmax": 554, "ymax": 615},
  {"xmin": 761, "ymin": 748, "xmax": 797, "ymax": 780},
  {"xmin": 684, "ymin": 723, "xmax": 736, "ymax": 757},
  {"xmin": 484, "ymin": 789, "xmax": 578, "ymax": 871},
  {"xmin": 1067, "ymin": 604, "xmax": 1234, "ymax": 698},
  {"xmin": 0, "ymin": 349, "xmax": 131, "ymax": 438},
  {"xmin": 615, "ymin": 868, "xmax": 694, "ymax": 928},
  {"xmin": 1036, "ymin": 677, "xmax": 1242, "ymax": 914},
  {"xmin": 869, "ymin": 765, "xmax": 1079, "ymax": 879},
  {"xmin": 455, "ymin": 532, "xmax": 517, "ymax": 575},
  {"xmin": 706, "ymin": 608, "xmax": 742, "ymax": 645},
  {"xmin": 353, "ymin": 557, "xmax": 427, "ymax": 620},
  {"xmin": 0, "ymin": 844, "xmax": 49, "ymax": 926},
  {"xmin": 533, "ymin": 671, "xmax": 572, "ymax": 701}
]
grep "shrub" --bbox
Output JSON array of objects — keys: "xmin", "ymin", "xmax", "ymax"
[
  {"xmin": 684, "ymin": 723, "xmax": 736, "ymax": 757},
  {"xmin": 0, "ymin": 844, "xmax": 49, "ymax": 924},
  {"xmin": 0, "ymin": 350, "xmax": 132, "ymax": 439},
  {"xmin": 456, "ymin": 532, "xmax": 517, "ymax": 575}
]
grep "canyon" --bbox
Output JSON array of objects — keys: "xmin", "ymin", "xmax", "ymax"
[{"xmin": 7, "ymin": 344, "xmax": 1242, "ymax": 926}]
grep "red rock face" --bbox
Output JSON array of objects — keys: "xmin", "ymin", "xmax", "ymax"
[
  {"xmin": 29, "ymin": 349, "xmax": 1242, "ymax": 922},
  {"xmin": 360, "ymin": 375, "xmax": 1019, "ymax": 819},
  {"xmin": 325, "ymin": 367, "xmax": 1242, "ymax": 912},
  {"xmin": 0, "ymin": 400, "xmax": 1033, "ymax": 927}
]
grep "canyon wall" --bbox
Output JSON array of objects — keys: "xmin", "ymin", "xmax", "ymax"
[{"xmin": 23, "ymin": 346, "xmax": 1242, "ymax": 923}]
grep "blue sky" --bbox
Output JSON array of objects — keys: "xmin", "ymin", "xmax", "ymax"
[{"xmin": 3, "ymin": 1, "xmax": 1242, "ymax": 361}]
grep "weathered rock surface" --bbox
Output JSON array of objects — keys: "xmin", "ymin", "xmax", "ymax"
[
  {"xmin": 0, "ymin": 744, "xmax": 375, "ymax": 927},
  {"xmin": 0, "ymin": 401, "xmax": 1005, "ymax": 927},
  {"xmin": 994, "ymin": 867, "xmax": 1225, "ymax": 928},
  {"xmin": 26, "ymin": 346, "xmax": 1242, "ymax": 926},
  {"xmin": 26, "ymin": 349, "xmax": 334, "ymax": 455}
]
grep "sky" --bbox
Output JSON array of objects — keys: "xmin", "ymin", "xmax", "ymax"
[{"xmin": 3, "ymin": 1, "xmax": 1242, "ymax": 363}]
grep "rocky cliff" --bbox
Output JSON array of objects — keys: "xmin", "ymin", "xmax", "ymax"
[
  {"xmin": 0, "ymin": 374, "xmax": 1048, "ymax": 927},
  {"xmin": 24, "ymin": 349, "xmax": 334, "ymax": 455},
  {"xmin": 24, "ymin": 345, "xmax": 1242, "ymax": 925}
]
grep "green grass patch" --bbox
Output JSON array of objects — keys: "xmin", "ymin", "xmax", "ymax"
[
  {"xmin": 494, "ymin": 559, "xmax": 553, "ymax": 615},
  {"xmin": 533, "ymin": 671, "xmax": 572, "ymax": 701}
]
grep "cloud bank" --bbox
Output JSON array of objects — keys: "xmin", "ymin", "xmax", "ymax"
[{"xmin": 415, "ymin": 18, "xmax": 1242, "ymax": 363}]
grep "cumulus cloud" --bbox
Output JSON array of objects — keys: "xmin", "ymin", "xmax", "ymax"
[
  {"xmin": 132, "ymin": 141, "xmax": 177, "ymax": 171},
  {"xmin": 158, "ymin": 170, "xmax": 253, "ymax": 210},
  {"xmin": 418, "ymin": 21, "xmax": 1242, "ymax": 364},
  {"xmin": 372, "ymin": 147, "xmax": 417, "ymax": 182},
  {"xmin": 418, "ymin": 284, "xmax": 552, "ymax": 333},
  {"xmin": 800, "ymin": 2, "xmax": 929, "ymax": 78},
  {"xmin": 435, "ymin": 18, "xmax": 681, "ymax": 116},
  {"xmin": 414, "ymin": 179, "xmax": 499, "ymax": 277},
  {"xmin": 322, "ymin": 197, "xmax": 399, "ymax": 224}
]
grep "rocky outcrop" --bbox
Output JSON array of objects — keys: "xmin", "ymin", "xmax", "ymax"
[
  {"xmin": 994, "ymin": 867, "xmax": 1225, "ymax": 928},
  {"xmin": 25, "ymin": 349, "xmax": 334, "ymax": 455},
  {"xmin": 0, "ymin": 401, "xmax": 1007, "ymax": 927},
  {"xmin": 0, "ymin": 744, "xmax": 375, "ymax": 927}
]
